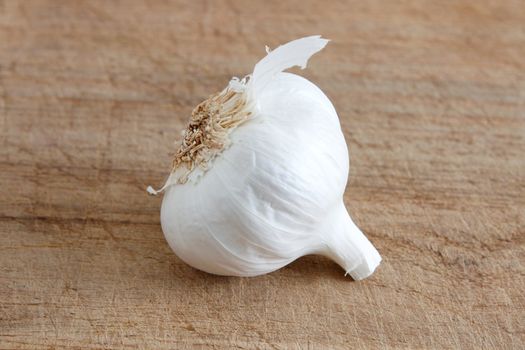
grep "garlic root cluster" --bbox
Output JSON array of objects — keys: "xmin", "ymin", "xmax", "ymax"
[{"xmin": 149, "ymin": 36, "xmax": 381, "ymax": 280}]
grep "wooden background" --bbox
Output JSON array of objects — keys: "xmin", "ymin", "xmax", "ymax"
[{"xmin": 1, "ymin": 0, "xmax": 524, "ymax": 348}]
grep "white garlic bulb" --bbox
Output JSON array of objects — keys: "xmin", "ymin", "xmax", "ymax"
[{"xmin": 149, "ymin": 36, "xmax": 381, "ymax": 280}]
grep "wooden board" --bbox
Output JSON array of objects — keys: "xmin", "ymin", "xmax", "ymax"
[{"xmin": 1, "ymin": 1, "xmax": 524, "ymax": 348}]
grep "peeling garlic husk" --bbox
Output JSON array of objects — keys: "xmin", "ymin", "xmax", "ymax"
[{"xmin": 149, "ymin": 36, "xmax": 381, "ymax": 280}]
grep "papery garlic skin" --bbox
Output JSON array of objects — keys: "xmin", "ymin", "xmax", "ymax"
[{"xmin": 155, "ymin": 36, "xmax": 381, "ymax": 280}]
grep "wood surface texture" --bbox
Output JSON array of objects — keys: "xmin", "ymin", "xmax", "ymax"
[{"xmin": 1, "ymin": 0, "xmax": 524, "ymax": 349}]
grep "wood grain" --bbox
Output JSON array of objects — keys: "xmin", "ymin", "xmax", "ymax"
[{"xmin": 1, "ymin": 0, "xmax": 524, "ymax": 349}]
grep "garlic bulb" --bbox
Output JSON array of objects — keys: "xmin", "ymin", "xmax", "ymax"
[{"xmin": 148, "ymin": 36, "xmax": 381, "ymax": 280}]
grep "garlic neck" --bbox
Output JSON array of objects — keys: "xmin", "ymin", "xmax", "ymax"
[{"xmin": 321, "ymin": 202, "xmax": 381, "ymax": 280}]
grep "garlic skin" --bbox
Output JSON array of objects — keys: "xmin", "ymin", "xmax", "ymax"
[{"xmin": 154, "ymin": 36, "xmax": 381, "ymax": 280}]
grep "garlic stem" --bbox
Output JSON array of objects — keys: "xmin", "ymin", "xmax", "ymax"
[{"xmin": 322, "ymin": 203, "xmax": 381, "ymax": 280}]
